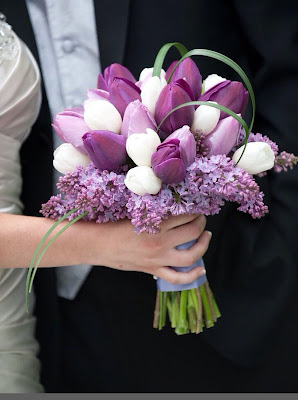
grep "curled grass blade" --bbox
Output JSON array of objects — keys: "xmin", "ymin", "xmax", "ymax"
[
  {"xmin": 25, "ymin": 208, "xmax": 77, "ymax": 312},
  {"xmin": 166, "ymin": 48, "xmax": 256, "ymax": 162},
  {"xmin": 157, "ymin": 100, "xmax": 248, "ymax": 165},
  {"xmin": 28, "ymin": 211, "xmax": 89, "ymax": 295},
  {"xmin": 167, "ymin": 48, "xmax": 255, "ymax": 134},
  {"xmin": 152, "ymin": 42, "xmax": 188, "ymax": 78}
]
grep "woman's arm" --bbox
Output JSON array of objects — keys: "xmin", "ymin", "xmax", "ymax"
[{"xmin": 0, "ymin": 213, "xmax": 211, "ymax": 284}]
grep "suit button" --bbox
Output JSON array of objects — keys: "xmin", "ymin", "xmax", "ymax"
[{"xmin": 63, "ymin": 39, "xmax": 76, "ymax": 53}]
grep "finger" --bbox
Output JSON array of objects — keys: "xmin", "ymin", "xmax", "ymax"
[
  {"xmin": 161, "ymin": 213, "xmax": 200, "ymax": 231},
  {"xmin": 167, "ymin": 215, "xmax": 206, "ymax": 248},
  {"xmin": 167, "ymin": 230, "xmax": 212, "ymax": 267},
  {"xmin": 155, "ymin": 266, "xmax": 206, "ymax": 285}
]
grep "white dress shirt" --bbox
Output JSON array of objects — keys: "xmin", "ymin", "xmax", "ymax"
[{"xmin": 26, "ymin": 0, "xmax": 101, "ymax": 299}]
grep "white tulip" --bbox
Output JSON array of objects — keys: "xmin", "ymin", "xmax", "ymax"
[
  {"xmin": 53, "ymin": 143, "xmax": 90, "ymax": 174},
  {"xmin": 126, "ymin": 128, "xmax": 161, "ymax": 167},
  {"xmin": 141, "ymin": 76, "xmax": 167, "ymax": 115},
  {"xmin": 203, "ymin": 74, "xmax": 226, "ymax": 92},
  {"xmin": 83, "ymin": 99, "xmax": 122, "ymax": 133},
  {"xmin": 232, "ymin": 142, "xmax": 275, "ymax": 175},
  {"xmin": 191, "ymin": 101, "xmax": 220, "ymax": 135},
  {"xmin": 124, "ymin": 166, "xmax": 162, "ymax": 196},
  {"xmin": 139, "ymin": 67, "xmax": 166, "ymax": 83}
]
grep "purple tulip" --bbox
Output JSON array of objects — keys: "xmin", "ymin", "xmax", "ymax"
[
  {"xmin": 121, "ymin": 100, "xmax": 157, "ymax": 139},
  {"xmin": 151, "ymin": 138, "xmax": 188, "ymax": 184},
  {"xmin": 52, "ymin": 107, "xmax": 89, "ymax": 153},
  {"xmin": 155, "ymin": 79, "xmax": 195, "ymax": 138},
  {"xmin": 200, "ymin": 80, "xmax": 248, "ymax": 119},
  {"xmin": 86, "ymin": 89, "xmax": 109, "ymax": 101},
  {"xmin": 82, "ymin": 130, "xmax": 127, "ymax": 171},
  {"xmin": 109, "ymin": 77, "xmax": 141, "ymax": 117},
  {"xmin": 201, "ymin": 115, "xmax": 241, "ymax": 156},
  {"xmin": 165, "ymin": 58, "xmax": 202, "ymax": 99},
  {"xmin": 97, "ymin": 74, "xmax": 108, "ymax": 91},
  {"xmin": 103, "ymin": 63, "xmax": 136, "ymax": 87},
  {"xmin": 166, "ymin": 125, "xmax": 196, "ymax": 166}
]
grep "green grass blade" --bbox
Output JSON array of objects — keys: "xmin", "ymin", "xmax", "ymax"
[
  {"xmin": 167, "ymin": 48, "xmax": 256, "ymax": 144},
  {"xmin": 152, "ymin": 42, "xmax": 188, "ymax": 78},
  {"xmin": 157, "ymin": 100, "xmax": 249, "ymax": 155},
  {"xmin": 28, "ymin": 211, "xmax": 89, "ymax": 295},
  {"xmin": 25, "ymin": 208, "xmax": 77, "ymax": 312}
]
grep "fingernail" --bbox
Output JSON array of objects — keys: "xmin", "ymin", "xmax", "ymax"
[
  {"xmin": 153, "ymin": 275, "xmax": 157, "ymax": 280},
  {"xmin": 200, "ymin": 268, "xmax": 206, "ymax": 275},
  {"xmin": 207, "ymin": 231, "xmax": 212, "ymax": 239}
]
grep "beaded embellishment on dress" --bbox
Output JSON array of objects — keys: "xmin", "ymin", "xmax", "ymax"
[{"xmin": 0, "ymin": 13, "xmax": 18, "ymax": 62}]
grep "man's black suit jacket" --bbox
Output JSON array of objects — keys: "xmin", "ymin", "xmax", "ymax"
[{"xmin": 2, "ymin": 0, "xmax": 298, "ymax": 392}]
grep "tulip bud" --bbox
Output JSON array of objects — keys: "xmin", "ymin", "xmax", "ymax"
[
  {"xmin": 151, "ymin": 139, "xmax": 187, "ymax": 184},
  {"xmin": 109, "ymin": 77, "xmax": 141, "ymax": 117},
  {"xmin": 86, "ymin": 89, "xmax": 109, "ymax": 101},
  {"xmin": 121, "ymin": 100, "xmax": 157, "ymax": 139},
  {"xmin": 124, "ymin": 166, "xmax": 162, "ymax": 196},
  {"xmin": 97, "ymin": 73, "xmax": 108, "ymax": 91},
  {"xmin": 155, "ymin": 79, "xmax": 195, "ymax": 137},
  {"xmin": 232, "ymin": 142, "xmax": 275, "ymax": 175},
  {"xmin": 200, "ymin": 80, "xmax": 248, "ymax": 119},
  {"xmin": 52, "ymin": 107, "xmax": 89, "ymax": 154},
  {"xmin": 138, "ymin": 67, "xmax": 166, "ymax": 85},
  {"xmin": 53, "ymin": 143, "xmax": 90, "ymax": 174},
  {"xmin": 191, "ymin": 102, "xmax": 220, "ymax": 135},
  {"xmin": 165, "ymin": 58, "xmax": 202, "ymax": 99},
  {"xmin": 166, "ymin": 125, "xmax": 196, "ymax": 166},
  {"xmin": 103, "ymin": 63, "xmax": 136, "ymax": 87},
  {"xmin": 202, "ymin": 115, "xmax": 241, "ymax": 156},
  {"xmin": 83, "ymin": 99, "xmax": 122, "ymax": 133},
  {"xmin": 140, "ymin": 76, "xmax": 167, "ymax": 115},
  {"xmin": 203, "ymin": 74, "xmax": 226, "ymax": 93},
  {"xmin": 126, "ymin": 128, "xmax": 161, "ymax": 167},
  {"xmin": 83, "ymin": 130, "xmax": 127, "ymax": 172}
]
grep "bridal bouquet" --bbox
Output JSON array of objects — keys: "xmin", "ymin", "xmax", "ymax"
[{"xmin": 26, "ymin": 43, "xmax": 297, "ymax": 335}]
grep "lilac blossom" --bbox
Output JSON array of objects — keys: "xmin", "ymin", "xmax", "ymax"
[{"xmin": 41, "ymin": 155, "xmax": 270, "ymax": 234}]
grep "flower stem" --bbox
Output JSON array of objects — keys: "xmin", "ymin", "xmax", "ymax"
[
  {"xmin": 200, "ymin": 285, "xmax": 214, "ymax": 328},
  {"xmin": 204, "ymin": 282, "xmax": 217, "ymax": 322},
  {"xmin": 171, "ymin": 293, "xmax": 179, "ymax": 328},
  {"xmin": 175, "ymin": 290, "xmax": 189, "ymax": 335},
  {"xmin": 153, "ymin": 284, "xmax": 220, "ymax": 334},
  {"xmin": 187, "ymin": 290, "xmax": 197, "ymax": 333},
  {"xmin": 153, "ymin": 290, "xmax": 160, "ymax": 329},
  {"xmin": 158, "ymin": 291, "xmax": 163, "ymax": 330},
  {"xmin": 162, "ymin": 292, "xmax": 167, "ymax": 327},
  {"xmin": 195, "ymin": 287, "xmax": 203, "ymax": 333},
  {"xmin": 211, "ymin": 291, "xmax": 221, "ymax": 318},
  {"xmin": 190, "ymin": 288, "xmax": 199, "ymax": 316}
]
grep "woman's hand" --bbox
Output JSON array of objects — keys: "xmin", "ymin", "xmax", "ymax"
[{"xmin": 82, "ymin": 214, "xmax": 211, "ymax": 284}]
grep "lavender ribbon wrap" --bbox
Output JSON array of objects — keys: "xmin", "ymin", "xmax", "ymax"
[{"xmin": 156, "ymin": 239, "xmax": 207, "ymax": 292}]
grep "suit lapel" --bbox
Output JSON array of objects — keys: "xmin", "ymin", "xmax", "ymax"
[{"xmin": 93, "ymin": 0, "xmax": 130, "ymax": 69}]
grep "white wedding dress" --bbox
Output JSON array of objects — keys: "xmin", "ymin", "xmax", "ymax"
[{"xmin": 0, "ymin": 16, "xmax": 43, "ymax": 392}]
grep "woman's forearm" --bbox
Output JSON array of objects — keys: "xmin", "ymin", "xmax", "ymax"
[
  {"xmin": 0, "ymin": 213, "xmax": 99, "ymax": 268},
  {"xmin": 0, "ymin": 213, "xmax": 211, "ymax": 285}
]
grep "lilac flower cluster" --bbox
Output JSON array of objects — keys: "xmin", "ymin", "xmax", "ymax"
[
  {"xmin": 274, "ymin": 151, "xmax": 298, "ymax": 173},
  {"xmin": 41, "ymin": 155, "xmax": 268, "ymax": 234},
  {"xmin": 41, "ymin": 164, "xmax": 130, "ymax": 223}
]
